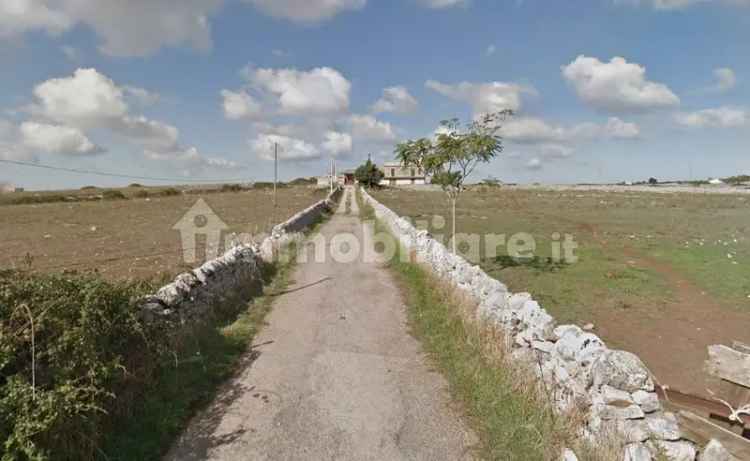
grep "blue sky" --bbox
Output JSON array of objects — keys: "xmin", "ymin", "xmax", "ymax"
[{"xmin": 0, "ymin": 0, "xmax": 748, "ymax": 190}]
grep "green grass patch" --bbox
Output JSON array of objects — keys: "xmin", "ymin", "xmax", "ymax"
[{"xmin": 388, "ymin": 258, "xmax": 570, "ymax": 460}]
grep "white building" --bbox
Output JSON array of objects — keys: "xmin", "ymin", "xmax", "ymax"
[{"xmin": 378, "ymin": 162, "xmax": 427, "ymax": 186}]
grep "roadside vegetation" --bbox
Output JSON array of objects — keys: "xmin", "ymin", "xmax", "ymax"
[{"xmin": 0, "ymin": 243, "xmax": 296, "ymax": 460}]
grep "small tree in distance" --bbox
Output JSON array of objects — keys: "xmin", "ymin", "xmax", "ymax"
[
  {"xmin": 396, "ymin": 110, "xmax": 512, "ymax": 254},
  {"xmin": 354, "ymin": 158, "xmax": 384, "ymax": 188}
]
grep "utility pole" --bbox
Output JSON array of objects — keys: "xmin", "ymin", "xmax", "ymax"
[
  {"xmin": 330, "ymin": 157, "xmax": 333, "ymax": 193},
  {"xmin": 273, "ymin": 142, "xmax": 278, "ymax": 208}
]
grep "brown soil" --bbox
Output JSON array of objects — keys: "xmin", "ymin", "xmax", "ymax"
[
  {"xmin": 581, "ymin": 223, "xmax": 750, "ymax": 399},
  {"xmin": 0, "ymin": 187, "xmax": 325, "ymax": 281}
]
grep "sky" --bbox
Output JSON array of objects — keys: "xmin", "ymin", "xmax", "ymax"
[{"xmin": 0, "ymin": 0, "xmax": 748, "ymax": 190}]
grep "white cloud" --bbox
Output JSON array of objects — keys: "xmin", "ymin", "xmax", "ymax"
[
  {"xmin": 350, "ymin": 114, "xmax": 396, "ymax": 142},
  {"xmin": 321, "ymin": 131, "xmax": 352, "ymax": 156},
  {"xmin": 537, "ymin": 144, "xmax": 574, "ymax": 159},
  {"xmin": 0, "ymin": 0, "xmax": 223, "ymax": 57},
  {"xmin": 426, "ymin": 79, "xmax": 535, "ymax": 115},
  {"xmin": 502, "ymin": 116, "xmax": 639, "ymax": 143},
  {"xmin": 416, "ymin": 0, "xmax": 469, "ymax": 8},
  {"xmin": 485, "ymin": 44, "xmax": 496, "ymax": 56},
  {"xmin": 244, "ymin": 0, "xmax": 366, "ymax": 23},
  {"xmin": 371, "ymin": 86, "xmax": 419, "ymax": 114},
  {"xmin": 711, "ymin": 67, "xmax": 737, "ymax": 93},
  {"xmin": 526, "ymin": 157, "xmax": 542, "ymax": 170},
  {"xmin": 617, "ymin": 0, "xmax": 750, "ymax": 9},
  {"xmin": 250, "ymin": 66, "xmax": 351, "ymax": 116},
  {"xmin": 145, "ymin": 146, "xmax": 239, "ymax": 173},
  {"xmin": 114, "ymin": 116, "xmax": 180, "ymax": 151},
  {"xmin": 250, "ymin": 133, "xmax": 322, "ymax": 161},
  {"xmin": 23, "ymin": 68, "xmax": 235, "ymax": 169},
  {"xmin": 221, "ymin": 89, "xmax": 262, "ymax": 120},
  {"xmin": 561, "ymin": 55, "xmax": 679, "ymax": 113},
  {"xmin": 32, "ymin": 68, "xmax": 128, "ymax": 126},
  {"xmin": 124, "ymin": 86, "xmax": 160, "ymax": 106},
  {"xmin": 19, "ymin": 121, "xmax": 103, "ymax": 156},
  {"xmin": 676, "ymin": 106, "xmax": 747, "ymax": 128},
  {"xmin": 0, "ymin": 119, "xmax": 35, "ymax": 161},
  {"xmin": 0, "ymin": 0, "xmax": 72, "ymax": 38}
]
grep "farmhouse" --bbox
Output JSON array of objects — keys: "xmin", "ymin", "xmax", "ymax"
[{"xmin": 379, "ymin": 162, "xmax": 427, "ymax": 186}]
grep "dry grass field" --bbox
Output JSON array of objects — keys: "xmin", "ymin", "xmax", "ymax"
[
  {"xmin": 0, "ymin": 186, "xmax": 326, "ymax": 281},
  {"xmin": 373, "ymin": 186, "xmax": 750, "ymax": 398}
]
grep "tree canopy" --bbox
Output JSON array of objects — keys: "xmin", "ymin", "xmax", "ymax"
[{"xmin": 354, "ymin": 158, "xmax": 384, "ymax": 188}]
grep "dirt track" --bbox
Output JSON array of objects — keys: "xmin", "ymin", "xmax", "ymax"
[{"xmin": 166, "ymin": 187, "xmax": 476, "ymax": 460}]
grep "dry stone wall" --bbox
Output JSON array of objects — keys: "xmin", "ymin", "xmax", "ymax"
[
  {"xmin": 140, "ymin": 187, "xmax": 341, "ymax": 325},
  {"xmin": 359, "ymin": 188, "xmax": 727, "ymax": 461}
]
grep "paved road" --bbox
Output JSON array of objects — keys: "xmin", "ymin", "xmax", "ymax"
[{"xmin": 166, "ymin": 187, "xmax": 476, "ymax": 461}]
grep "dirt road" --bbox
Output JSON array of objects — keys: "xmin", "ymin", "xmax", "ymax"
[{"xmin": 166, "ymin": 187, "xmax": 475, "ymax": 460}]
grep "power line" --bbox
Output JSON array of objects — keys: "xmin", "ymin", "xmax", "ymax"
[{"xmin": 0, "ymin": 158, "xmax": 255, "ymax": 183}]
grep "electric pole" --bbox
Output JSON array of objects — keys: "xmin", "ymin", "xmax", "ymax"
[{"xmin": 273, "ymin": 142, "xmax": 278, "ymax": 208}]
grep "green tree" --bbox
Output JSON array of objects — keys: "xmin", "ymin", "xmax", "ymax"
[
  {"xmin": 354, "ymin": 158, "xmax": 385, "ymax": 188},
  {"xmin": 395, "ymin": 111, "xmax": 512, "ymax": 254}
]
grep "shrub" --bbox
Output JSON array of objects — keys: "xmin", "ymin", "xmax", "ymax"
[
  {"xmin": 288, "ymin": 177, "xmax": 316, "ymax": 186},
  {"xmin": 102, "ymin": 190, "xmax": 127, "ymax": 200},
  {"xmin": 133, "ymin": 190, "xmax": 150, "ymax": 198},
  {"xmin": 157, "ymin": 188, "xmax": 181, "ymax": 197},
  {"xmin": 0, "ymin": 271, "xmax": 165, "ymax": 460},
  {"xmin": 220, "ymin": 183, "xmax": 243, "ymax": 193},
  {"xmin": 128, "ymin": 183, "xmax": 143, "ymax": 188},
  {"xmin": 80, "ymin": 186, "xmax": 98, "ymax": 191}
]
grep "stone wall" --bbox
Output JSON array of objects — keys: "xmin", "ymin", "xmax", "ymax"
[
  {"xmin": 359, "ymin": 188, "xmax": 728, "ymax": 461},
  {"xmin": 140, "ymin": 187, "xmax": 341, "ymax": 325}
]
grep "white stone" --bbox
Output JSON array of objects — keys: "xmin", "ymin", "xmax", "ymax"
[
  {"xmin": 553, "ymin": 324, "xmax": 582, "ymax": 341},
  {"xmin": 532, "ymin": 340, "xmax": 555, "ymax": 354},
  {"xmin": 645, "ymin": 412, "xmax": 682, "ymax": 441},
  {"xmin": 595, "ymin": 403, "xmax": 645, "ymax": 420},
  {"xmin": 698, "ymin": 439, "xmax": 732, "ymax": 461},
  {"xmin": 632, "ymin": 390, "xmax": 661, "ymax": 413},
  {"xmin": 652, "ymin": 441, "xmax": 697, "ymax": 461},
  {"xmin": 561, "ymin": 448, "xmax": 579, "ymax": 461},
  {"xmin": 624, "ymin": 443, "xmax": 653, "ymax": 461},
  {"xmin": 601, "ymin": 385, "xmax": 634, "ymax": 405},
  {"xmin": 590, "ymin": 350, "xmax": 654, "ymax": 392},
  {"xmin": 617, "ymin": 419, "xmax": 650, "ymax": 443}
]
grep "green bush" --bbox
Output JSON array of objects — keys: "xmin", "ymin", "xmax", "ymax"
[
  {"xmin": 0, "ymin": 271, "xmax": 165, "ymax": 460},
  {"xmin": 157, "ymin": 188, "xmax": 181, "ymax": 197},
  {"xmin": 133, "ymin": 190, "xmax": 150, "ymax": 198},
  {"xmin": 102, "ymin": 190, "xmax": 127, "ymax": 200},
  {"xmin": 220, "ymin": 183, "xmax": 243, "ymax": 193}
]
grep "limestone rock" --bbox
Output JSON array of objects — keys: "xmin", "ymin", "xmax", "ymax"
[
  {"xmin": 561, "ymin": 448, "xmax": 579, "ymax": 461},
  {"xmin": 590, "ymin": 350, "xmax": 654, "ymax": 392},
  {"xmin": 624, "ymin": 443, "xmax": 653, "ymax": 461},
  {"xmin": 595, "ymin": 403, "xmax": 645, "ymax": 420},
  {"xmin": 601, "ymin": 385, "xmax": 634, "ymax": 405},
  {"xmin": 698, "ymin": 439, "xmax": 732, "ymax": 461},
  {"xmin": 632, "ymin": 390, "xmax": 661, "ymax": 413},
  {"xmin": 645, "ymin": 412, "xmax": 682, "ymax": 441},
  {"xmin": 651, "ymin": 440, "xmax": 697, "ymax": 461}
]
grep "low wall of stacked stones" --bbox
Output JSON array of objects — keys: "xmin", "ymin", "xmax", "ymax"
[
  {"xmin": 139, "ymin": 187, "xmax": 341, "ymax": 325},
  {"xmin": 359, "ymin": 187, "xmax": 728, "ymax": 461}
]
